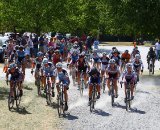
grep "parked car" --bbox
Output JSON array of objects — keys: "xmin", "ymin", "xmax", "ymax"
[{"xmin": 0, "ymin": 37, "xmax": 9, "ymax": 63}]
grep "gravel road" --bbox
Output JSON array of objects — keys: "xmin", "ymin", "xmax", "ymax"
[{"xmin": 0, "ymin": 45, "xmax": 160, "ymax": 130}]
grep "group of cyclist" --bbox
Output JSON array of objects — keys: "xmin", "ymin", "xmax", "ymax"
[{"xmin": 3, "ymin": 34, "xmax": 158, "ymax": 111}]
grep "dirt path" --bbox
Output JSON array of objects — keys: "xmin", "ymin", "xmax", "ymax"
[{"xmin": 0, "ymin": 69, "xmax": 62, "ymax": 130}]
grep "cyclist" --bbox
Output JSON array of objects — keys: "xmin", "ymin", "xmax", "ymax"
[
  {"xmin": 69, "ymin": 50, "xmax": 79, "ymax": 75},
  {"xmin": 120, "ymin": 50, "xmax": 131, "ymax": 72},
  {"xmin": 52, "ymin": 49, "xmax": 62, "ymax": 66},
  {"xmin": 121, "ymin": 63, "xmax": 137, "ymax": 101},
  {"xmin": 41, "ymin": 58, "xmax": 55, "ymax": 97},
  {"xmin": 131, "ymin": 46, "xmax": 140, "ymax": 59},
  {"xmin": 91, "ymin": 49, "xmax": 101, "ymax": 70},
  {"xmin": 106, "ymin": 59, "xmax": 120, "ymax": 97},
  {"xmin": 88, "ymin": 66, "xmax": 101, "ymax": 105},
  {"xmin": 132, "ymin": 54, "xmax": 144, "ymax": 82},
  {"xmin": 110, "ymin": 50, "xmax": 121, "ymax": 66},
  {"xmin": 147, "ymin": 47, "xmax": 156, "ymax": 72},
  {"xmin": 109, "ymin": 47, "xmax": 120, "ymax": 58},
  {"xmin": 100, "ymin": 52, "xmax": 110, "ymax": 79},
  {"xmin": 55, "ymin": 62, "xmax": 70, "ymax": 111},
  {"xmin": 76, "ymin": 53, "xmax": 90, "ymax": 89},
  {"xmin": 31, "ymin": 51, "xmax": 43, "ymax": 86},
  {"xmin": 15, "ymin": 45, "xmax": 25, "ymax": 74},
  {"xmin": 6, "ymin": 63, "xmax": 24, "ymax": 98},
  {"xmin": 47, "ymin": 46, "xmax": 54, "ymax": 61}
]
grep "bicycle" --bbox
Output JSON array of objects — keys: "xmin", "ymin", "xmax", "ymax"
[
  {"xmin": 57, "ymin": 82, "xmax": 65, "ymax": 117},
  {"xmin": 79, "ymin": 71, "xmax": 85, "ymax": 96},
  {"xmin": 34, "ymin": 69, "xmax": 42, "ymax": 96},
  {"xmin": 120, "ymin": 81, "xmax": 132, "ymax": 111},
  {"xmin": 90, "ymin": 83, "xmax": 97, "ymax": 112},
  {"xmin": 102, "ymin": 76, "xmax": 106, "ymax": 93},
  {"xmin": 148, "ymin": 58, "xmax": 154, "ymax": 75},
  {"xmin": 71, "ymin": 64, "xmax": 77, "ymax": 85},
  {"xmin": 7, "ymin": 80, "xmax": 21, "ymax": 110},
  {"xmin": 45, "ymin": 73, "xmax": 52, "ymax": 105},
  {"xmin": 107, "ymin": 77, "xmax": 118, "ymax": 106}
]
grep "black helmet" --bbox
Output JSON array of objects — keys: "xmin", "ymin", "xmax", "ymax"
[
  {"xmin": 19, "ymin": 45, "xmax": 24, "ymax": 50},
  {"xmin": 149, "ymin": 47, "xmax": 153, "ymax": 51}
]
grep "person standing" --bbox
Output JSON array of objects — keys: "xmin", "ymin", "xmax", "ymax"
[
  {"xmin": 155, "ymin": 40, "xmax": 160, "ymax": 60},
  {"xmin": 32, "ymin": 34, "xmax": 39, "ymax": 57}
]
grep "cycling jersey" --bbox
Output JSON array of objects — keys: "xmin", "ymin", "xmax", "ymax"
[
  {"xmin": 17, "ymin": 50, "xmax": 25, "ymax": 63},
  {"xmin": 42, "ymin": 62, "xmax": 55, "ymax": 76},
  {"xmin": 54, "ymin": 69, "xmax": 70, "ymax": 85},
  {"xmin": 88, "ymin": 68, "xmax": 100, "ymax": 84},
  {"xmin": 7, "ymin": 67, "xmax": 23, "ymax": 81},
  {"xmin": 110, "ymin": 55, "xmax": 120, "ymax": 65},
  {"xmin": 122, "ymin": 70, "xmax": 136, "ymax": 83},
  {"xmin": 121, "ymin": 53, "xmax": 131, "ymax": 62},
  {"xmin": 71, "ymin": 53, "xmax": 79, "ymax": 63},
  {"xmin": 132, "ymin": 59, "xmax": 143, "ymax": 71},
  {"xmin": 91, "ymin": 53, "xmax": 101, "ymax": 63},
  {"xmin": 77, "ymin": 59, "xmax": 88, "ymax": 72},
  {"xmin": 107, "ymin": 65, "xmax": 119, "ymax": 78},
  {"xmin": 34, "ymin": 57, "xmax": 43, "ymax": 70}
]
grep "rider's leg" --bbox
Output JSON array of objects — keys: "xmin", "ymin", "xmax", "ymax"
[{"xmin": 114, "ymin": 79, "xmax": 118, "ymax": 97}]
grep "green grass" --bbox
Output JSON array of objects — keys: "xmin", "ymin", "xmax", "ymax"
[{"xmin": 100, "ymin": 42, "xmax": 153, "ymax": 47}]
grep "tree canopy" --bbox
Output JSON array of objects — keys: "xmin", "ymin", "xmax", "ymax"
[{"xmin": 0, "ymin": 0, "xmax": 160, "ymax": 37}]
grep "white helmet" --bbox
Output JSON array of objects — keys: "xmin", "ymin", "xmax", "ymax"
[
  {"xmin": 135, "ymin": 54, "xmax": 140, "ymax": 59},
  {"xmin": 126, "ymin": 63, "xmax": 132, "ymax": 68},
  {"xmin": 102, "ymin": 52, "xmax": 107, "ymax": 56},
  {"xmin": 43, "ymin": 58, "xmax": 48, "ymax": 64},
  {"xmin": 56, "ymin": 62, "xmax": 62, "ymax": 68},
  {"xmin": 109, "ymin": 59, "xmax": 115, "ymax": 64}
]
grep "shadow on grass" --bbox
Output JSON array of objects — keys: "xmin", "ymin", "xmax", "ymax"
[
  {"xmin": 11, "ymin": 107, "xmax": 32, "ymax": 115},
  {"xmin": 0, "ymin": 87, "xmax": 9, "ymax": 100},
  {"xmin": 23, "ymin": 85, "xmax": 33, "ymax": 90},
  {"xmin": 93, "ymin": 109, "xmax": 111, "ymax": 117}
]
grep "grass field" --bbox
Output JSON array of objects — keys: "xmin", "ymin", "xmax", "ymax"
[{"xmin": 100, "ymin": 42, "xmax": 153, "ymax": 47}]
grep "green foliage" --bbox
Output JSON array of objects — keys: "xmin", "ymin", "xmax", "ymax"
[{"xmin": 0, "ymin": 0, "xmax": 160, "ymax": 37}]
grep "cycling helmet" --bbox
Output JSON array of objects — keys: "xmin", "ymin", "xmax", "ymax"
[
  {"xmin": 19, "ymin": 45, "xmax": 24, "ymax": 50},
  {"xmin": 37, "ymin": 52, "xmax": 43, "ymax": 57},
  {"xmin": 135, "ymin": 54, "xmax": 140, "ymax": 59},
  {"xmin": 149, "ymin": 47, "xmax": 153, "ymax": 51},
  {"xmin": 43, "ymin": 58, "xmax": 48, "ymax": 64},
  {"xmin": 15, "ymin": 45, "xmax": 19, "ymax": 50},
  {"xmin": 126, "ymin": 63, "xmax": 132, "ymax": 68},
  {"xmin": 79, "ymin": 54, "xmax": 84, "ymax": 58},
  {"xmin": 134, "ymin": 46, "xmax": 138, "ymax": 50},
  {"xmin": 91, "ymin": 66, "xmax": 98, "ymax": 74},
  {"xmin": 56, "ymin": 62, "xmax": 62, "ymax": 68},
  {"xmin": 113, "ymin": 49, "xmax": 118, "ymax": 54},
  {"xmin": 55, "ymin": 49, "xmax": 60, "ymax": 53},
  {"xmin": 9, "ymin": 63, "xmax": 16, "ymax": 69},
  {"xmin": 73, "ymin": 44, "xmax": 77, "ymax": 49},
  {"xmin": 102, "ymin": 52, "xmax": 107, "ymax": 56},
  {"xmin": 81, "ymin": 51, "xmax": 85, "ymax": 56},
  {"xmin": 109, "ymin": 59, "xmax": 116, "ymax": 64},
  {"xmin": 125, "ymin": 50, "xmax": 129, "ymax": 53},
  {"xmin": 112, "ymin": 47, "xmax": 116, "ymax": 50}
]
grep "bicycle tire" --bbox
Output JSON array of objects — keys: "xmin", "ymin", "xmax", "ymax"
[
  {"xmin": 15, "ymin": 87, "xmax": 21, "ymax": 109},
  {"xmin": 8, "ymin": 93, "xmax": 14, "ymax": 111},
  {"xmin": 126, "ymin": 89, "xmax": 131, "ymax": 111},
  {"xmin": 57, "ymin": 94, "xmax": 62, "ymax": 117},
  {"xmin": 80, "ymin": 80, "xmax": 84, "ymax": 96},
  {"xmin": 111, "ymin": 85, "xmax": 114, "ymax": 106},
  {"xmin": 46, "ymin": 85, "xmax": 51, "ymax": 105},
  {"xmin": 36, "ymin": 78, "xmax": 41, "ymax": 96},
  {"xmin": 90, "ymin": 91, "xmax": 95, "ymax": 112}
]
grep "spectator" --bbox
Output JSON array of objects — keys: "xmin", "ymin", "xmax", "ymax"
[
  {"xmin": 39, "ymin": 34, "xmax": 44, "ymax": 52},
  {"xmin": 33, "ymin": 34, "xmax": 39, "ymax": 57},
  {"xmin": 155, "ymin": 40, "xmax": 160, "ymax": 60}
]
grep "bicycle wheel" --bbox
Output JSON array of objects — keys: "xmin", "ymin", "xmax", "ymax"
[
  {"xmin": 90, "ymin": 90, "xmax": 95, "ymax": 112},
  {"xmin": 80, "ymin": 80, "xmax": 84, "ymax": 96},
  {"xmin": 8, "ymin": 93, "xmax": 14, "ymax": 111},
  {"xmin": 126, "ymin": 89, "xmax": 130, "ymax": 111},
  {"xmin": 57, "ymin": 94, "xmax": 62, "ymax": 117},
  {"xmin": 15, "ymin": 87, "xmax": 21, "ymax": 109},
  {"xmin": 111, "ymin": 86, "xmax": 114, "ymax": 106},
  {"xmin": 36, "ymin": 78, "xmax": 41, "ymax": 96},
  {"xmin": 46, "ymin": 85, "xmax": 51, "ymax": 105},
  {"xmin": 102, "ymin": 77, "xmax": 106, "ymax": 93}
]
